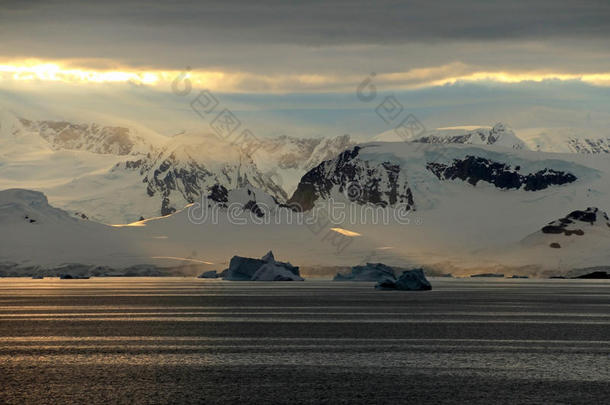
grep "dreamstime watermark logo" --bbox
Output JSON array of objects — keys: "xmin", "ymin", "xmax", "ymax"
[
  {"xmin": 187, "ymin": 196, "xmax": 417, "ymax": 227},
  {"xmin": 345, "ymin": 181, "xmax": 364, "ymax": 202}
]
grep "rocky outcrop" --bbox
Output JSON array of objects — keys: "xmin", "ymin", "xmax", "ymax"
[
  {"xmin": 119, "ymin": 143, "xmax": 286, "ymax": 216},
  {"xmin": 541, "ymin": 207, "xmax": 609, "ymax": 236},
  {"xmin": 566, "ymin": 138, "xmax": 610, "ymax": 154},
  {"xmin": 427, "ymin": 156, "xmax": 577, "ymax": 191},
  {"xmin": 288, "ymin": 146, "xmax": 414, "ymax": 211}
]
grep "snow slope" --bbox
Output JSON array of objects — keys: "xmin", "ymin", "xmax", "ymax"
[
  {"xmin": 0, "ymin": 189, "xmax": 144, "ymax": 269},
  {"xmin": 376, "ymin": 123, "xmax": 610, "ymax": 155},
  {"xmin": 2, "ymin": 109, "xmax": 610, "ymax": 275},
  {"xmin": 0, "ymin": 111, "xmax": 354, "ymax": 223},
  {"xmin": 374, "ymin": 122, "xmax": 525, "ymax": 150},
  {"xmin": 518, "ymin": 127, "xmax": 610, "ymax": 154},
  {"xmin": 286, "ymin": 140, "xmax": 610, "ymax": 273},
  {"xmin": 501, "ymin": 207, "xmax": 610, "ymax": 273}
]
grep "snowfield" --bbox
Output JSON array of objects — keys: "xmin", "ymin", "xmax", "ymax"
[{"xmin": 1, "ymin": 110, "xmax": 610, "ymax": 276}]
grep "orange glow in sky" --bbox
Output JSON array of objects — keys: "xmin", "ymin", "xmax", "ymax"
[{"xmin": 1, "ymin": 59, "xmax": 610, "ymax": 92}]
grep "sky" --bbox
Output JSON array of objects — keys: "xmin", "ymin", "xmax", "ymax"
[{"xmin": 1, "ymin": 0, "xmax": 609, "ymax": 139}]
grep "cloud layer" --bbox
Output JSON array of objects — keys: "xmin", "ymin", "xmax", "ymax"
[
  {"xmin": 1, "ymin": 0, "xmax": 609, "ymax": 77},
  {"xmin": 1, "ymin": 1, "xmax": 609, "ymax": 139}
]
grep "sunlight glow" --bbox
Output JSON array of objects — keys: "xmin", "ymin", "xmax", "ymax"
[
  {"xmin": 330, "ymin": 227, "xmax": 361, "ymax": 237},
  {"xmin": 1, "ymin": 59, "xmax": 610, "ymax": 92},
  {"xmin": 151, "ymin": 256, "xmax": 214, "ymax": 265},
  {"xmin": 428, "ymin": 71, "xmax": 610, "ymax": 87}
]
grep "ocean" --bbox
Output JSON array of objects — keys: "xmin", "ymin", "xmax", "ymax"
[{"xmin": 0, "ymin": 277, "xmax": 608, "ymax": 404}]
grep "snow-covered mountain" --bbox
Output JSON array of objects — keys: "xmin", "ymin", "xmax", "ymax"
[
  {"xmin": 288, "ymin": 146, "xmax": 414, "ymax": 211},
  {"xmin": 3, "ymin": 109, "xmax": 610, "ymax": 276},
  {"xmin": 374, "ymin": 123, "xmax": 525, "ymax": 150},
  {"xmin": 376, "ymin": 123, "xmax": 610, "ymax": 155},
  {"xmin": 2, "ymin": 139, "xmax": 610, "ymax": 276},
  {"xmin": 518, "ymin": 127, "xmax": 610, "ymax": 154},
  {"xmin": 496, "ymin": 207, "xmax": 610, "ymax": 274},
  {"xmin": 413, "ymin": 123, "xmax": 526, "ymax": 150},
  {"xmin": 115, "ymin": 133, "xmax": 286, "ymax": 216},
  {"xmin": 285, "ymin": 140, "xmax": 609, "ymax": 274},
  {"xmin": 251, "ymin": 133, "xmax": 355, "ymax": 196},
  {"xmin": 18, "ymin": 118, "xmax": 165, "ymax": 156},
  {"xmin": 0, "ymin": 111, "xmax": 353, "ymax": 223},
  {"xmin": 522, "ymin": 207, "xmax": 610, "ymax": 249}
]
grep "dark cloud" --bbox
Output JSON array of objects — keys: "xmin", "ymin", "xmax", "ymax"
[
  {"xmin": 1, "ymin": 0, "xmax": 609, "ymax": 68},
  {"xmin": 3, "ymin": 0, "xmax": 610, "ymax": 45}
]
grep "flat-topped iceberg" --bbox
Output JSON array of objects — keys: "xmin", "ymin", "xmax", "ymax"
[
  {"xmin": 333, "ymin": 263, "xmax": 397, "ymax": 282},
  {"xmin": 223, "ymin": 251, "xmax": 303, "ymax": 281},
  {"xmin": 375, "ymin": 269, "xmax": 432, "ymax": 291},
  {"xmin": 197, "ymin": 270, "xmax": 220, "ymax": 279}
]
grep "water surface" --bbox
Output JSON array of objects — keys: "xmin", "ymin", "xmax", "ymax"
[{"xmin": 1, "ymin": 278, "xmax": 608, "ymax": 404}]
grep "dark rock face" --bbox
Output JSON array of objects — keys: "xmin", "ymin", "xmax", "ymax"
[
  {"xmin": 541, "ymin": 225, "xmax": 565, "ymax": 234},
  {"xmin": 334, "ymin": 263, "xmax": 396, "ymax": 282},
  {"xmin": 541, "ymin": 207, "xmax": 609, "ymax": 238},
  {"xmin": 288, "ymin": 146, "xmax": 415, "ymax": 212},
  {"xmin": 144, "ymin": 153, "xmax": 215, "ymax": 213},
  {"xmin": 427, "ymin": 156, "xmax": 577, "ymax": 191},
  {"xmin": 74, "ymin": 212, "xmax": 89, "ymax": 220},
  {"xmin": 243, "ymin": 200, "xmax": 264, "ymax": 218},
  {"xmin": 207, "ymin": 184, "xmax": 229, "ymax": 206},
  {"xmin": 374, "ymin": 269, "xmax": 432, "ymax": 291},
  {"xmin": 566, "ymin": 209, "xmax": 599, "ymax": 224},
  {"xmin": 120, "ymin": 148, "xmax": 286, "ymax": 217},
  {"xmin": 123, "ymin": 151, "xmax": 222, "ymax": 216},
  {"xmin": 566, "ymin": 137, "xmax": 610, "ymax": 154}
]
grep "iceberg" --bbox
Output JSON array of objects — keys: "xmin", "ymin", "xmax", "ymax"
[
  {"xmin": 59, "ymin": 274, "xmax": 90, "ymax": 280},
  {"xmin": 375, "ymin": 269, "xmax": 432, "ymax": 291},
  {"xmin": 223, "ymin": 256, "xmax": 267, "ymax": 281},
  {"xmin": 333, "ymin": 263, "xmax": 397, "ymax": 282},
  {"xmin": 573, "ymin": 271, "xmax": 609, "ymax": 279},
  {"xmin": 223, "ymin": 251, "xmax": 303, "ymax": 281},
  {"xmin": 251, "ymin": 262, "xmax": 304, "ymax": 281},
  {"xmin": 197, "ymin": 270, "xmax": 220, "ymax": 279}
]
